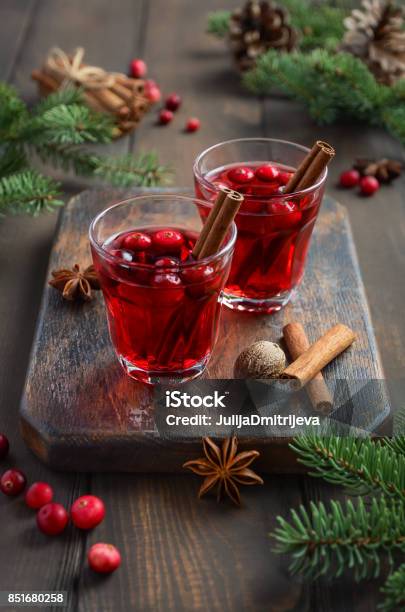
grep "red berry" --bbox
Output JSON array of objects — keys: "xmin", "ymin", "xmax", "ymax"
[
  {"xmin": 71, "ymin": 495, "xmax": 105, "ymax": 530},
  {"xmin": 0, "ymin": 434, "xmax": 9, "ymax": 460},
  {"xmin": 88, "ymin": 543, "xmax": 121, "ymax": 574},
  {"xmin": 340, "ymin": 169, "xmax": 360, "ymax": 188},
  {"xmin": 165, "ymin": 93, "xmax": 182, "ymax": 112},
  {"xmin": 130, "ymin": 59, "xmax": 147, "ymax": 78},
  {"xmin": 25, "ymin": 482, "xmax": 54, "ymax": 509},
  {"xmin": 152, "ymin": 229, "xmax": 184, "ymax": 252},
  {"xmin": 0, "ymin": 468, "xmax": 26, "ymax": 496},
  {"xmin": 155, "ymin": 257, "xmax": 178, "ymax": 267},
  {"xmin": 159, "ymin": 109, "xmax": 173, "ymax": 125},
  {"xmin": 227, "ymin": 166, "xmax": 254, "ymax": 184},
  {"xmin": 182, "ymin": 265, "xmax": 214, "ymax": 284},
  {"xmin": 185, "ymin": 117, "xmax": 200, "ymax": 133},
  {"xmin": 144, "ymin": 80, "xmax": 161, "ymax": 103},
  {"xmin": 269, "ymin": 201, "xmax": 302, "ymax": 230},
  {"xmin": 152, "ymin": 273, "xmax": 182, "ymax": 289},
  {"xmin": 37, "ymin": 503, "xmax": 69, "ymax": 536},
  {"xmin": 360, "ymin": 175, "xmax": 379, "ymax": 196},
  {"xmin": 122, "ymin": 232, "xmax": 152, "ymax": 251},
  {"xmin": 111, "ymin": 249, "xmax": 134, "ymax": 263},
  {"xmin": 278, "ymin": 171, "xmax": 293, "ymax": 186},
  {"xmin": 255, "ymin": 164, "xmax": 279, "ymax": 182}
]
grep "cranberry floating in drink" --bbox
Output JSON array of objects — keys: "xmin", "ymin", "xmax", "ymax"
[
  {"xmin": 89, "ymin": 194, "xmax": 239, "ymax": 384},
  {"xmin": 194, "ymin": 139, "xmax": 334, "ymax": 313}
]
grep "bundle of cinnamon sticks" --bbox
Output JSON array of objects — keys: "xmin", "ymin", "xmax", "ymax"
[{"xmin": 32, "ymin": 49, "xmax": 153, "ymax": 138}]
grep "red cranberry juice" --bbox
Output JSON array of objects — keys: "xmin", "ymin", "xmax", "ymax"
[
  {"xmin": 91, "ymin": 226, "xmax": 231, "ymax": 379},
  {"xmin": 195, "ymin": 162, "xmax": 324, "ymax": 305}
]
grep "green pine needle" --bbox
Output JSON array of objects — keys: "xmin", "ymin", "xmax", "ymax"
[
  {"xmin": 0, "ymin": 170, "xmax": 63, "ymax": 216},
  {"xmin": 272, "ymin": 497, "xmax": 405, "ymax": 581},
  {"xmin": 379, "ymin": 564, "xmax": 405, "ymax": 611},
  {"xmin": 207, "ymin": 10, "xmax": 230, "ymax": 38},
  {"xmin": 289, "ymin": 434, "xmax": 405, "ymax": 501},
  {"xmin": 0, "ymin": 81, "xmax": 169, "ymax": 217}
]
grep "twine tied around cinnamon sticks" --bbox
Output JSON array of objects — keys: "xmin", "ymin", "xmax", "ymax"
[
  {"xmin": 32, "ymin": 47, "xmax": 153, "ymax": 138},
  {"xmin": 44, "ymin": 47, "xmax": 116, "ymax": 90}
]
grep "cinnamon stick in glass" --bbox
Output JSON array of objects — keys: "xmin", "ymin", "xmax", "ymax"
[
  {"xmin": 285, "ymin": 140, "xmax": 335, "ymax": 194},
  {"xmin": 196, "ymin": 188, "xmax": 244, "ymax": 259},
  {"xmin": 283, "ymin": 322, "xmax": 333, "ymax": 414},
  {"xmin": 282, "ymin": 323, "xmax": 356, "ymax": 386}
]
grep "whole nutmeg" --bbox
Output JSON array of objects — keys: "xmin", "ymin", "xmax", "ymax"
[{"xmin": 234, "ymin": 341, "xmax": 286, "ymax": 379}]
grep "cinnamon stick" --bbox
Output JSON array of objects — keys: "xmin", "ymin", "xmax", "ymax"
[
  {"xmin": 197, "ymin": 188, "xmax": 244, "ymax": 259},
  {"xmin": 192, "ymin": 189, "xmax": 228, "ymax": 259},
  {"xmin": 31, "ymin": 69, "xmax": 59, "ymax": 92},
  {"xmin": 282, "ymin": 324, "xmax": 356, "ymax": 386},
  {"xmin": 283, "ymin": 322, "xmax": 333, "ymax": 414},
  {"xmin": 285, "ymin": 140, "xmax": 335, "ymax": 194}
]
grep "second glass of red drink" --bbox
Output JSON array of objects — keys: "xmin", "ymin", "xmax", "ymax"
[{"xmin": 194, "ymin": 138, "xmax": 328, "ymax": 313}]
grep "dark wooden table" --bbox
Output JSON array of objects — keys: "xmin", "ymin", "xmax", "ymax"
[{"xmin": 0, "ymin": 2, "xmax": 403, "ymax": 611}]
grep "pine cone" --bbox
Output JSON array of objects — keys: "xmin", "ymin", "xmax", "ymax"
[
  {"xmin": 229, "ymin": 0, "xmax": 298, "ymax": 72},
  {"xmin": 340, "ymin": 0, "xmax": 405, "ymax": 85}
]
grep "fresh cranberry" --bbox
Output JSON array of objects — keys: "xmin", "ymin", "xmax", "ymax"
[
  {"xmin": 152, "ymin": 229, "xmax": 184, "ymax": 252},
  {"xmin": 269, "ymin": 201, "xmax": 302, "ymax": 230},
  {"xmin": 255, "ymin": 164, "xmax": 279, "ymax": 182},
  {"xmin": 182, "ymin": 265, "xmax": 214, "ymax": 284},
  {"xmin": 37, "ymin": 503, "xmax": 69, "ymax": 535},
  {"xmin": 227, "ymin": 166, "xmax": 254, "ymax": 184},
  {"xmin": 360, "ymin": 175, "xmax": 379, "ymax": 196},
  {"xmin": 185, "ymin": 117, "xmax": 200, "ymax": 133},
  {"xmin": 25, "ymin": 482, "xmax": 54, "ymax": 509},
  {"xmin": 165, "ymin": 93, "xmax": 182, "ymax": 112},
  {"xmin": 152, "ymin": 273, "xmax": 182, "ymax": 288},
  {"xmin": 155, "ymin": 257, "xmax": 178, "ymax": 267},
  {"xmin": 71, "ymin": 495, "xmax": 105, "ymax": 530},
  {"xmin": 253, "ymin": 182, "xmax": 281, "ymax": 197},
  {"xmin": 278, "ymin": 171, "xmax": 293, "ymax": 186},
  {"xmin": 144, "ymin": 80, "xmax": 161, "ymax": 103},
  {"xmin": 88, "ymin": 543, "xmax": 121, "ymax": 574},
  {"xmin": 159, "ymin": 109, "xmax": 173, "ymax": 125},
  {"xmin": 111, "ymin": 249, "xmax": 134, "ymax": 263},
  {"xmin": 0, "ymin": 434, "xmax": 9, "ymax": 460},
  {"xmin": 0, "ymin": 468, "xmax": 26, "ymax": 496},
  {"xmin": 122, "ymin": 232, "xmax": 152, "ymax": 251},
  {"xmin": 130, "ymin": 59, "xmax": 147, "ymax": 78},
  {"xmin": 340, "ymin": 169, "xmax": 360, "ymax": 188}
]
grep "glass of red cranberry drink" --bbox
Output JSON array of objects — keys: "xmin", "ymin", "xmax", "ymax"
[
  {"xmin": 194, "ymin": 138, "xmax": 327, "ymax": 313},
  {"xmin": 89, "ymin": 195, "xmax": 236, "ymax": 384}
]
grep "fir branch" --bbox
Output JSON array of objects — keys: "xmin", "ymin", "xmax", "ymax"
[
  {"xmin": 21, "ymin": 104, "xmax": 114, "ymax": 146},
  {"xmin": 243, "ymin": 49, "xmax": 405, "ymax": 143},
  {"xmin": 33, "ymin": 86, "xmax": 84, "ymax": 114},
  {"xmin": 0, "ymin": 145, "xmax": 27, "ymax": 177},
  {"xmin": 379, "ymin": 564, "xmax": 405, "ymax": 611},
  {"xmin": 289, "ymin": 434, "xmax": 405, "ymax": 501},
  {"xmin": 36, "ymin": 144, "xmax": 171, "ymax": 188},
  {"xmin": 0, "ymin": 170, "xmax": 63, "ymax": 215},
  {"xmin": 272, "ymin": 497, "xmax": 405, "ymax": 581},
  {"xmin": 207, "ymin": 10, "xmax": 230, "ymax": 38}
]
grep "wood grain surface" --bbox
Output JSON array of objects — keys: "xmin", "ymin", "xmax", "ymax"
[
  {"xmin": 20, "ymin": 190, "xmax": 389, "ymax": 472},
  {"xmin": 0, "ymin": 0, "xmax": 403, "ymax": 610}
]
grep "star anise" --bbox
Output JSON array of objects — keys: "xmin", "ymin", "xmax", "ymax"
[
  {"xmin": 49, "ymin": 264, "xmax": 100, "ymax": 301},
  {"xmin": 354, "ymin": 158, "xmax": 403, "ymax": 183},
  {"xmin": 183, "ymin": 436, "xmax": 263, "ymax": 505}
]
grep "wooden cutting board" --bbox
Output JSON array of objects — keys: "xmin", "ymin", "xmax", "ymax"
[{"xmin": 20, "ymin": 188, "xmax": 389, "ymax": 473}]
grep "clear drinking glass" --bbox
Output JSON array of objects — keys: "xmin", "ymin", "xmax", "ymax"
[
  {"xmin": 89, "ymin": 195, "xmax": 236, "ymax": 384},
  {"xmin": 194, "ymin": 138, "xmax": 327, "ymax": 313}
]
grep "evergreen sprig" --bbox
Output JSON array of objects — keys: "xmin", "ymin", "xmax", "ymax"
[
  {"xmin": 273, "ymin": 497, "xmax": 405, "ymax": 581},
  {"xmin": 243, "ymin": 49, "xmax": 405, "ymax": 144},
  {"xmin": 0, "ymin": 83, "xmax": 170, "ymax": 216},
  {"xmin": 379, "ymin": 564, "xmax": 405, "ymax": 611},
  {"xmin": 290, "ymin": 434, "xmax": 405, "ymax": 501}
]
